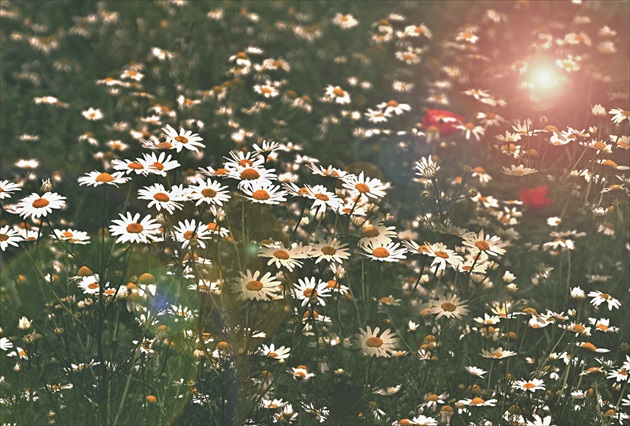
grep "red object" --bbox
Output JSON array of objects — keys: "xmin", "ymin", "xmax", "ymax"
[
  {"xmin": 520, "ymin": 185, "xmax": 552, "ymax": 209},
  {"xmin": 422, "ymin": 109, "xmax": 466, "ymax": 137}
]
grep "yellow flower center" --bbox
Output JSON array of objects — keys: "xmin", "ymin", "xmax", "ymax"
[
  {"xmin": 441, "ymin": 302, "xmax": 457, "ymax": 312},
  {"xmin": 321, "ymin": 245, "xmax": 337, "ymax": 255}
]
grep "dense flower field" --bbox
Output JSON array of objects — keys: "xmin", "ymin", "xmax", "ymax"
[{"xmin": 0, "ymin": 1, "xmax": 629, "ymax": 425}]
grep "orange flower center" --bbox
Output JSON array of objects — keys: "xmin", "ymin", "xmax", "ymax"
[
  {"xmin": 62, "ymin": 231, "xmax": 73, "ymax": 238},
  {"xmin": 361, "ymin": 225, "xmax": 380, "ymax": 238},
  {"xmin": 491, "ymin": 351, "xmax": 504, "ymax": 358},
  {"xmin": 386, "ymin": 100, "xmax": 399, "ymax": 107},
  {"xmin": 126, "ymin": 223, "xmax": 144, "ymax": 233},
  {"xmin": 475, "ymin": 241, "xmax": 490, "ymax": 251},
  {"xmin": 183, "ymin": 230, "xmax": 195, "ymax": 240},
  {"xmin": 174, "ymin": 135, "xmax": 188, "ymax": 144},
  {"xmin": 327, "ymin": 280, "xmax": 339, "ymax": 289},
  {"xmin": 355, "ymin": 183, "xmax": 370, "ymax": 193},
  {"xmin": 215, "ymin": 168, "xmax": 227, "ymax": 175},
  {"xmin": 32, "ymin": 198, "xmax": 50, "ymax": 208},
  {"xmin": 602, "ymin": 159, "xmax": 617, "ymax": 168},
  {"xmin": 303, "ymin": 288, "xmax": 317, "ymax": 298},
  {"xmin": 372, "ymin": 247, "xmax": 390, "ymax": 258},
  {"xmin": 152, "ymin": 162, "xmax": 165, "ymax": 171},
  {"xmin": 252, "ymin": 190, "xmax": 270, "ymax": 200},
  {"xmin": 315, "ymin": 193, "xmax": 329, "ymax": 201},
  {"xmin": 581, "ymin": 342, "xmax": 596, "ymax": 351},
  {"xmin": 366, "ymin": 337, "xmax": 383, "ymax": 347},
  {"xmin": 572, "ymin": 324, "xmax": 585, "ymax": 333},
  {"xmin": 470, "ymin": 397, "xmax": 485, "ymax": 405},
  {"xmin": 425, "ymin": 393, "xmax": 439, "ymax": 402},
  {"xmin": 87, "ymin": 283, "xmax": 99, "ymax": 290},
  {"xmin": 240, "ymin": 168, "xmax": 260, "ymax": 180},
  {"xmin": 321, "ymin": 245, "xmax": 337, "ymax": 255},
  {"xmin": 201, "ymin": 188, "xmax": 217, "ymax": 198},
  {"xmin": 333, "ymin": 87, "xmax": 345, "ymax": 97},
  {"xmin": 273, "ymin": 250, "xmax": 290, "ymax": 259},
  {"xmin": 96, "ymin": 172, "xmax": 115, "ymax": 183},
  {"xmin": 522, "ymin": 382, "xmax": 536, "ymax": 389},
  {"xmin": 473, "ymin": 166, "xmax": 486, "ymax": 173},
  {"xmin": 435, "ymin": 251, "xmax": 449, "ymax": 259},
  {"xmin": 246, "ymin": 280, "xmax": 263, "ymax": 291},
  {"xmin": 153, "ymin": 192, "xmax": 170, "ymax": 202},
  {"xmin": 207, "ymin": 222, "xmax": 219, "ymax": 231},
  {"xmin": 0, "ymin": 234, "xmax": 8, "ymax": 242}
]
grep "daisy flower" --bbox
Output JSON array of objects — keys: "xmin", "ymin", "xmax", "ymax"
[
  {"xmin": 172, "ymin": 219, "xmax": 212, "ymax": 249},
  {"xmin": 357, "ymin": 326, "xmax": 399, "ymax": 357},
  {"xmin": 480, "ymin": 347, "xmax": 517, "ymax": 359},
  {"xmin": 162, "ymin": 124, "xmax": 205, "ymax": 153},
  {"xmin": 377, "ymin": 99, "xmax": 411, "ymax": 116},
  {"xmin": 609, "ymin": 108, "xmax": 629, "ymax": 124},
  {"xmin": 360, "ymin": 241, "xmax": 407, "ymax": 262},
  {"xmin": 0, "ymin": 180, "xmax": 21, "ymax": 199},
  {"xmin": 258, "ymin": 343, "xmax": 291, "ymax": 360},
  {"xmin": 502, "ymin": 165, "xmax": 538, "ymax": 176},
  {"xmin": 15, "ymin": 192, "xmax": 66, "ymax": 219},
  {"xmin": 461, "ymin": 230, "xmax": 506, "ymax": 257},
  {"xmin": 0, "ymin": 225, "xmax": 22, "ymax": 251},
  {"xmin": 358, "ymin": 218, "xmax": 397, "ymax": 247},
  {"xmin": 77, "ymin": 276, "xmax": 104, "ymax": 295},
  {"xmin": 259, "ymin": 242, "xmax": 307, "ymax": 272},
  {"xmin": 240, "ymin": 180, "xmax": 287, "ymax": 205},
  {"xmin": 323, "ymin": 85, "xmax": 351, "ymax": 104},
  {"xmin": 138, "ymin": 183, "xmax": 186, "ymax": 214},
  {"xmin": 309, "ymin": 164, "xmax": 347, "ymax": 179},
  {"xmin": 0, "ymin": 336, "xmax": 13, "ymax": 351},
  {"xmin": 587, "ymin": 291, "xmax": 621, "ymax": 310},
  {"xmin": 512, "ymin": 378, "xmax": 546, "ymax": 392},
  {"xmin": 109, "ymin": 212, "xmax": 161, "ymax": 244},
  {"xmin": 459, "ymin": 397, "xmax": 497, "ymax": 407},
  {"xmin": 465, "ymin": 366, "xmax": 487, "ymax": 378},
  {"xmin": 342, "ymin": 172, "xmax": 389, "ymax": 199},
  {"xmin": 111, "ymin": 158, "xmax": 147, "ymax": 175},
  {"xmin": 289, "ymin": 277, "xmax": 330, "ymax": 307},
  {"xmin": 187, "ymin": 178, "xmax": 231, "ymax": 206},
  {"xmin": 423, "ymin": 242, "xmax": 463, "ymax": 271},
  {"xmin": 82, "ymin": 107, "xmax": 104, "ymax": 121},
  {"xmin": 577, "ymin": 341, "xmax": 610, "ymax": 353},
  {"xmin": 77, "ymin": 171, "xmax": 130, "ymax": 187},
  {"xmin": 51, "ymin": 229, "xmax": 90, "ymax": 244},
  {"xmin": 309, "ymin": 238, "xmax": 351, "ymax": 264},
  {"xmin": 415, "ymin": 156, "xmax": 440, "ymax": 178},
  {"xmin": 598, "ymin": 159, "xmax": 630, "ymax": 171},
  {"xmin": 291, "ymin": 366, "xmax": 315, "ymax": 381},
  {"xmin": 139, "ymin": 152, "xmax": 181, "ymax": 176},
  {"xmin": 332, "ymin": 13, "xmax": 359, "ymax": 29},
  {"xmin": 227, "ymin": 163, "xmax": 277, "ymax": 187},
  {"xmin": 307, "ymin": 185, "xmax": 343, "ymax": 212},
  {"xmin": 233, "ymin": 270, "xmax": 281, "ymax": 301},
  {"xmin": 588, "ymin": 318, "xmax": 619, "ymax": 333},
  {"xmin": 430, "ymin": 294, "xmax": 469, "ymax": 319}
]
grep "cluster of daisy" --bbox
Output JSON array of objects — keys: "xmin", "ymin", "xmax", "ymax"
[{"xmin": 1, "ymin": 1, "xmax": 628, "ymax": 425}]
